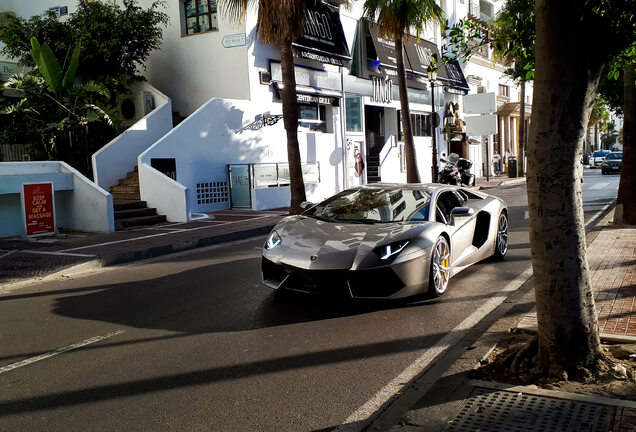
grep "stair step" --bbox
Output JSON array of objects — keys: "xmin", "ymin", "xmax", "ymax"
[
  {"xmin": 118, "ymin": 178, "xmax": 139, "ymax": 186},
  {"xmin": 126, "ymin": 172, "xmax": 139, "ymax": 180},
  {"xmin": 111, "ymin": 192, "xmax": 141, "ymax": 200},
  {"xmin": 117, "ymin": 214, "xmax": 167, "ymax": 229},
  {"xmin": 110, "ymin": 184, "xmax": 140, "ymax": 193},
  {"xmin": 114, "ymin": 207, "xmax": 158, "ymax": 219},
  {"xmin": 113, "ymin": 200, "xmax": 148, "ymax": 211}
]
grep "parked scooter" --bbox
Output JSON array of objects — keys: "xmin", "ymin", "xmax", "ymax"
[{"xmin": 438, "ymin": 153, "xmax": 476, "ymax": 186}]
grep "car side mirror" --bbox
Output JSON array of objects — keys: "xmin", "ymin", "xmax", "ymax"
[
  {"xmin": 450, "ymin": 207, "xmax": 474, "ymax": 224},
  {"xmin": 299, "ymin": 201, "xmax": 314, "ymax": 210}
]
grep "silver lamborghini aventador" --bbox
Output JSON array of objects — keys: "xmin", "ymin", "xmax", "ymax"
[{"xmin": 262, "ymin": 184, "xmax": 508, "ymax": 299}]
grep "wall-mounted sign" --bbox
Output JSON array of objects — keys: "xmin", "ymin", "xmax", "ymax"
[
  {"xmin": 371, "ymin": 76, "xmax": 393, "ymax": 104},
  {"xmin": 297, "ymin": 94, "xmax": 334, "ymax": 105},
  {"xmin": 222, "ymin": 33, "xmax": 246, "ymax": 48},
  {"xmin": 22, "ymin": 183, "xmax": 55, "ymax": 237},
  {"xmin": 293, "ymin": 0, "xmax": 351, "ymax": 66}
]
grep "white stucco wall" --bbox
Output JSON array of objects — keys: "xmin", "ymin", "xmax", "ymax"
[
  {"xmin": 92, "ymin": 82, "xmax": 172, "ymax": 190},
  {"xmin": 139, "ymin": 96, "xmax": 345, "ymax": 216},
  {"xmin": 0, "ymin": 161, "xmax": 113, "ymax": 237},
  {"xmin": 134, "ymin": 0, "xmax": 251, "ymax": 116}
]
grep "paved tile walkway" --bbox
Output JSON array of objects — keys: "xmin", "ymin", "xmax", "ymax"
[{"xmin": 517, "ymin": 227, "xmax": 636, "ymax": 340}]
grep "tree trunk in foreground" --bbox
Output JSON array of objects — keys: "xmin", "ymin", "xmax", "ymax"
[
  {"xmin": 395, "ymin": 36, "xmax": 421, "ymax": 183},
  {"xmin": 615, "ymin": 63, "xmax": 636, "ymax": 224},
  {"xmin": 518, "ymin": 81, "xmax": 526, "ymax": 175},
  {"xmin": 279, "ymin": 42, "xmax": 307, "ymax": 214},
  {"xmin": 527, "ymin": 0, "xmax": 602, "ymax": 378}
]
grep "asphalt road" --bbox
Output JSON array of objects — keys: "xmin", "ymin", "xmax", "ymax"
[{"xmin": 0, "ymin": 169, "xmax": 618, "ymax": 432}]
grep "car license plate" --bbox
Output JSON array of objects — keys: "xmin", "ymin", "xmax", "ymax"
[{"xmin": 612, "ymin": 166, "xmax": 619, "ymax": 169}]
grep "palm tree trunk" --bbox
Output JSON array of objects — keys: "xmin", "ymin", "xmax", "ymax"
[
  {"xmin": 616, "ymin": 63, "xmax": 636, "ymax": 224},
  {"xmin": 527, "ymin": 0, "xmax": 602, "ymax": 378},
  {"xmin": 279, "ymin": 41, "xmax": 307, "ymax": 214},
  {"xmin": 518, "ymin": 81, "xmax": 526, "ymax": 175},
  {"xmin": 395, "ymin": 35, "xmax": 420, "ymax": 183}
]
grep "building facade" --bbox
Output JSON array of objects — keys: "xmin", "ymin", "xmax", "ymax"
[{"xmin": 0, "ymin": 0, "xmax": 532, "ymax": 220}]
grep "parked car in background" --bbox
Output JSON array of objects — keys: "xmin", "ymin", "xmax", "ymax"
[
  {"xmin": 601, "ymin": 152, "xmax": 622, "ymax": 175},
  {"xmin": 590, "ymin": 150, "xmax": 610, "ymax": 168}
]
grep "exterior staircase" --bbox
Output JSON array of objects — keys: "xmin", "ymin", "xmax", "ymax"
[
  {"xmin": 109, "ymin": 167, "xmax": 167, "ymax": 230},
  {"xmin": 366, "ymin": 155, "xmax": 381, "ymax": 183}
]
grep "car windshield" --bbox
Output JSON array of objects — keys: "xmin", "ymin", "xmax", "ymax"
[
  {"xmin": 593, "ymin": 151, "xmax": 610, "ymax": 157},
  {"xmin": 605, "ymin": 153, "xmax": 622, "ymax": 160},
  {"xmin": 304, "ymin": 188, "xmax": 431, "ymax": 223}
]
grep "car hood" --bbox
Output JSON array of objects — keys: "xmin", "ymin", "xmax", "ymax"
[{"xmin": 269, "ymin": 216, "xmax": 431, "ymax": 270}]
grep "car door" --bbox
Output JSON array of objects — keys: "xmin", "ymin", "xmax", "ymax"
[{"xmin": 434, "ymin": 189, "xmax": 478, "ymax": 267}]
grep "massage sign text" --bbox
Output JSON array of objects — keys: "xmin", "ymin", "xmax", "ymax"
[{"xmin": 23, "ymin": 183, "xmax": 55, "ymax": 236}]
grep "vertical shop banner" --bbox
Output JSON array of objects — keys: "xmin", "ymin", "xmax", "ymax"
[{"xmin": 22, "ymin": 183, "xmax": 56, "ymax": 237}]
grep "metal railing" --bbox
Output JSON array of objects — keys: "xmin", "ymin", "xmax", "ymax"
[{"xmin": 252, "ymin": 162, "xmax": 320, "ymax": 188}]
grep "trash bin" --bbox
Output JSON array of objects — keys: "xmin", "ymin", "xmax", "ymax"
[{"xmin": 508, "ymin": 157, "xmax": 518, "ymax": 178}]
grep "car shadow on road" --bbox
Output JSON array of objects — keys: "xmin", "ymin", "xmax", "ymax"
[{"xmin": 50, "ymin": 256, "xmax": 437, "ymax": 334}]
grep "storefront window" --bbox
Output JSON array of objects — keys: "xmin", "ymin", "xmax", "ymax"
[
  {"xmin": 299, "ymin": 102, "xmax": 327, "ymax": 132},
  {"xmin": 345, "ymin": 95, "xmax": 362, "ymax": 132},
  {"xmin": 397, "ymin": 111, "xmax": 432, "ymax": 139}
]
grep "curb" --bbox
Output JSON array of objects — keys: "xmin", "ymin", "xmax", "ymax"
[{"xmin": 98, "ymin": 224, "xmax": 276, "ymax": 267}]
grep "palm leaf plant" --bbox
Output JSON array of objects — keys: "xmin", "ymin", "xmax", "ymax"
[
  {"xmin": 363, "ymin": 0, "xmax": 445, "ymax": 183},
  {"xmin": 220, "ymin": 0, "xmax": 308, "ymax": 214}
]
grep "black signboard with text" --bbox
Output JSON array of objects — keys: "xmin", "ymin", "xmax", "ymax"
[{"xmin": 293, "ymin": 0, "xmax": 351, "ymax": 66}]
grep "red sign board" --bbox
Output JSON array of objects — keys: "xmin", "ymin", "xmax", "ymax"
[{"xmin": 22, "ymin": 183, "xmax": 55, "ymax": 237}]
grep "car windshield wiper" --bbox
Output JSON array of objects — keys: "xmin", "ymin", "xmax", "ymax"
[
  {"xmin": 333, "ymin": 218, "xmax": 378, "ymax": 224},
  {"xmin": 307, "ymin": 214, "xmax": 333, "ymax": 222}
]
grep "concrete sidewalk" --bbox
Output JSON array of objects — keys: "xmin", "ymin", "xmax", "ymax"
[{"xmin": 382, "ymin": 210, "xmax": 636, "ymax": 432}]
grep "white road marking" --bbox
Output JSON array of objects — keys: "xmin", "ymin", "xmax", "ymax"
[
  {"xmin": 333, "ymin": 267, "xmax": 534, "ymax": 432},
  {"xmin": 0, "ymin": 250, "xmax": 17, "ymax": 259},
  {"xmin": 524, "ymin": 210, "xmax": 529, "ymax": 220},
  {"xmin": 0, "ymin": 330, "xmax": 125, "ymax": 375},
  {"xmin": 588, "ymin": 182, "xmax": 609, "ymax": 190}
]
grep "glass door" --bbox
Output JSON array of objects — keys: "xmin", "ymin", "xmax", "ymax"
[{"xmin": 228, "ymin": 164, "xmax": 252, "ymax": 208}]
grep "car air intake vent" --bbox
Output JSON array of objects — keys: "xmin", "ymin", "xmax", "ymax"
[{"xmin": 348, "ymin": 268, "xmax": 404, "ymax": 298}]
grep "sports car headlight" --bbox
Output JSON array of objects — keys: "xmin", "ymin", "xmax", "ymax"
[
  {"xmin": 265, "ymin": 231, "xmax": 282, "ymax": 250},
  {"xmin": 375, "ymin": 240, "xmax": 410, "ymax": 260}
]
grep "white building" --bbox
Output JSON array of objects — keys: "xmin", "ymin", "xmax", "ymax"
[{"xmin": 0, "ymin": 0, "xmax": 532, "ymax": 224}]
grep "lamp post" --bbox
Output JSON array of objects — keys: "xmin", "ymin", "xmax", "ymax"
[{"xmin": 428, "ymin": 70, "xmax": 438, "ymax": 182}]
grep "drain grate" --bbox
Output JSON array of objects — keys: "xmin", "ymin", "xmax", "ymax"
[{"xmin": 441, "ymin": 387, "xmax": 615, "ymax": 432}]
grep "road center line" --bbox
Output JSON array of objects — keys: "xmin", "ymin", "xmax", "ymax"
[
  {"xmin": 332, "ymin": 267, "xmax": 534, "ymax": 432},
  {"xmin": 0, "ymin": 330, "xmax": 125, "ymax": 375}
]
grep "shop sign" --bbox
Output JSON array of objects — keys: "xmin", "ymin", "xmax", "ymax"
[
  {"xmin": 293, "ymin": 0, "xmax": 351, "ymax": 66},
  {"xmin": 22, "ymin": 183, "xmax": 55, "ymax": 237},
  {"xmin": 371, "ymin": 76, "xmax": 393, "ymax": 104},
  {"xmin": 297, "ymin": 94, "xmax": 333, "ymax": 104},
  {"xmin": 270, "ymin": 62, "xmax": 341, "ymax": 91}
]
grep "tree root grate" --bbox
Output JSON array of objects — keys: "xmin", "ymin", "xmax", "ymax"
[{"xmin": 441, "ymin": 387, "xmax": 615, "ymax": 432}]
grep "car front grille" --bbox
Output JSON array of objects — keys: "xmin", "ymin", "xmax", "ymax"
[{"xmin": 261, "ymin": 257, "xmax": 405, "ymax": 298}]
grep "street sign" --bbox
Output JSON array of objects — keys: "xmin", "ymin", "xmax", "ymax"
[
  {"xmin": 466, "ymin": 114, "xmax": 498, "ymax": 135},
  {"xmin": 222, "ymin": 33, "xmax": 246, "ymax": 48},
  {"xmin": 22, "ymin": 182, "xmax": 56, "ymax": 237},
  {"xmin": 464, "ymin": 92, "xmax": 497, "ymax": 114}
]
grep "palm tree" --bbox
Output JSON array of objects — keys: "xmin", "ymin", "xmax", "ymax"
[
  {"xmin": 221, "ymin": 0, "xmax": 307, "ymax": 214},
  {"xmin": 363, "ymin": 0, "xmax": 444, "ymax": 183}
]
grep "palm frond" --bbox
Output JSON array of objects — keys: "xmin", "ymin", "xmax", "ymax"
[{"xmin": 363, "ymin": 0, "xmax": 445, "ymax": 40}]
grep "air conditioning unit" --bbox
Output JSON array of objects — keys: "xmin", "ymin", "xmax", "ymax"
[
  {"xmin": 477, "ymin": 86, "xmax": 487, "ymax": 93},
  {"xmin": 0, "ymin": 11, "xmax": 16, "ymax": 29},
  {"xmin": 117, "ymin": 90, "xmax": 155, "ymax": 127}
]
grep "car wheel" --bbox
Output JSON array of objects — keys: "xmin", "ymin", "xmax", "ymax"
[
  {"xmin": 428, "ymin": 236, "xmax": 450, "ymax": 297},
  {"xmin": 493, "ymin": 212, "xmax": 508, "ymax": 260},
  {"xmin": 601, "ymin": 169, "xmax": 606, "ymax": 175}
]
